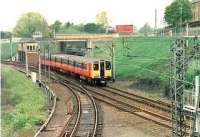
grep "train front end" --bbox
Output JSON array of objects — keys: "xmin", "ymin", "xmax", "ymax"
[{"xmin": 92, "ymin": 60, "xmax": 112, "ymax": 85}]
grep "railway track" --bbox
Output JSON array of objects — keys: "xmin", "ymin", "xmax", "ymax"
[
  {"xmin": 57, "ymin": 80, "xmax": 99, "ymax": 137},
  {"xmin": 105, "ymin": 86, "xmax": 171, "ymax": 112},
  {"xmin": 3, "ymin": 61, "xmax": 178, "ymax": 129},
  {"xmin": 2, "ymin": 61, "xmax": 172, "ymax": 128},
  {"xmin": 48, "ymin": 71, "xmax": 173, "ymax": 129},
  {"xmin": 84, "ymin": 85, "xmax": 172, "ymax": 129},
  {"xmin": 2, "ymin": 61, "xmax": 100, "ymax": 137}
]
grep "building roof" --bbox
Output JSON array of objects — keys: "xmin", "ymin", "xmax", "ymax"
[
  {"xmin": 51, "ymin": 54, "xmax": 110, "ymax": 63},
  {"xmin": 192, "ymin": 0, "xmax": 200, "ymax": 3}
]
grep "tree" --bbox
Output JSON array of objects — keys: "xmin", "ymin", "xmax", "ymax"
[
  {"xmin": 95, "ymin": 11, "xmax": 110, "ymax": 27},
  {"xmin": 164, "ymin": 0, "xmax": 192, "ymax": 27},
  {"xmin": 13, "ymin": 12, "xmax": 49, "ymax": 37},
  {"xmin": 50, "ymin": 20, "xmax": 62, "ymax": 34},
  {"xmin": 84, "ymin": 23, "xmax": 105, "ymax": 33},
  {"xmin": 139, "ymin": 23, "xmax": 152, "ymax": 35},
  {"xmin": 0, "ymin": 31, "xmax": 11, "ymax": 39},
  {"xmin": 63, "ymin": 22, "xmax": 73, "ymax": 29}
]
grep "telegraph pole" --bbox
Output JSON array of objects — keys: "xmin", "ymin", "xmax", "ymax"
[
  {"xmin": 10, "ymin": 34, "xmax": 12, "ymax": 61},
  {"xmin": 154, "ymin": 8, "xmax": 157, "ymax": 36},
  {"xmin": 25, "ymin": 45, "xmax": 29, "ymax": 77},
  {"xmin": 112, "ymin": 42, "xmax": 115, "ymax": 81},
  {"xmin": 48, "ymin": 44, "xmax": 51, "ymax": 84},
  {"xmin": 155, "ymin": 8, "xmax": 157, "ymax": 30},
  {"xmin": 44, "ymin": 48, "xmax": 46, "ymax": 84},
  {"xmin": 38, "ymin": 46, "xmax": 41, "ymax": 82}
]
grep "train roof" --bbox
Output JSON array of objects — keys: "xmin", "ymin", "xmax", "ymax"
[{"xmin": 51, "ymin": 54, "xmax": 110, "ymax": 63}]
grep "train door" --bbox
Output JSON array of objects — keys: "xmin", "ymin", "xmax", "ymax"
[{"xmin": 100, "ymin": 60, "xmax": 105, "ymax": 77}]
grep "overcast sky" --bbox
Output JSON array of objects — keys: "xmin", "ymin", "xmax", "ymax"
[{"xmin": 0, "ymin": 0, "xmax": 173, "ymax": 31}]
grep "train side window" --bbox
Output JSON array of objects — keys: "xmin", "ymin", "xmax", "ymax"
[
  {"xmin": 81, "ymin": 63, "xmax": 84, "ymax": 69},
  {"xmin": 76, "ymin": 63, "xmax": 81, "ymax": 68},
  {"xmin": 69, "ymin": 60, "xmax": 73, "ymax": 66},
  {"xmin": 63, "ymin": 59, "xmax": 67, "ymax": 64},
  {"xmin": 73, "ymin": 61, "xmax": 76, "ymax": 66},
  {"xmin": 106, "ymin": 61, "xmax": 111, "ymax": 70},
  {"xmin": 93, "ymin": 64, "xmax": 99, "ymax": 71},
  {"xmin": 51, "ymin": 56, "xmax": 55, "ymax": 61},
  {"xmin": 84, "ymin": 64, "xmax": 87, "ymax": 69},
  {"xmin": 58, "ymin": 58, "xmax": 61, "ymax": 63}
]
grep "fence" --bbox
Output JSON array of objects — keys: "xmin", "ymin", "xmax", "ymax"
[{"xmin": 33, "ymin": 81, "xmax": 57, "ymax": 137}]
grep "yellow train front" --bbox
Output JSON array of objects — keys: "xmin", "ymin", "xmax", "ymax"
[{"xmin": 91, "ymin": 60, "xmax": 112, "ymax": 85}]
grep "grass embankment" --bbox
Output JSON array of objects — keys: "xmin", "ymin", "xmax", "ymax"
[
  {"xmin": 92, "ymin": 37, "xmax": 199, "ymax": 96},
  {"xmin": 1, "ymin": 42, "xmax": 17, "ymax": 60},
  {"xmin": 1, "ymin": 66, "xmax": 47, "ymax": 137}
]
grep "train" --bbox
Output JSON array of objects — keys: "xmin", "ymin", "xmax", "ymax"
[{"xmin": 41, "ymin": 54, "xmax": 112, "ymax": 85}]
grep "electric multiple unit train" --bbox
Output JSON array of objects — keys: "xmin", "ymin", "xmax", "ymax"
[{"xmin": 41, "ymin": 54, "xmax": 112, "ymax": 85}]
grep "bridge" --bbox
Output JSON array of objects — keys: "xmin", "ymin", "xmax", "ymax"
[{"xmin": 54, "ymin": 34, "xmax": 117, "ymax": 42}]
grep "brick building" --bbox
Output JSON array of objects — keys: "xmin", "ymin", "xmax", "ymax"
[
  {"xmin": 18, "ymin": 40, "xmax": 39, "ymax": 66},
  {"xmin": 192, "ymin": 0, "xmax": 200, "ymax": 22}
]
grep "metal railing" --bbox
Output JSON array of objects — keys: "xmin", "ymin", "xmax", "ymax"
[{"xmin": 33, "ymin": 80, "xmax": 57, "ymax": 137}]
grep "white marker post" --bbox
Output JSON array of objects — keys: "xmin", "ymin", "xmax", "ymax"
[{"xmin": 193, "ymin": 76, "xmax": 200, "ymax": 137}]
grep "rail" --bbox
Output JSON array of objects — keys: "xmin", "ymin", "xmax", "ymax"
[
  {"xmin": 60, "ymin": 82, "xmax": 81, "ymax": 137},
  {"xmin": 80, "ymin": 86, "xmax": 98, "ymax": 137}
]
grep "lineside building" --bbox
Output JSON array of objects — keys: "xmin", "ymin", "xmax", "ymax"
[{"xmin": 192, "ymin": 0, "xmax": 200, "ymax": 22}]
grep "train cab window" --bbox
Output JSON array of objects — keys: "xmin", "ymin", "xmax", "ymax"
[
  {"xmin": 106, "ymin": 61, "xmax": 111, "ymax": 70},
  {"xmin": 93, "ymin": 64, "xmax": 99, "ymax": 71}
]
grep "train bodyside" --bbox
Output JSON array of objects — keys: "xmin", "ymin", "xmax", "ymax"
[{"xmin": 41, "ymin": 54, "xmax": 112, "ymax": 84}]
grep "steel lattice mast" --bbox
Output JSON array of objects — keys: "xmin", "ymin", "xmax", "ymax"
[{"xmin": 170, "ymin": 39, "xmax": 187, "ymax": 137}]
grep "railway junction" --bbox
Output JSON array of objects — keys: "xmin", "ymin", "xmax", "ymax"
[{"xmin": 1, "ymin": 33, "xmax": 200, "ymax": 137}]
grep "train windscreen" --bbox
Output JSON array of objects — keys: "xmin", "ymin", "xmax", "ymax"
[{"xmin": 106, "ymin": 61, "xmax": 111, "ymax": 70}]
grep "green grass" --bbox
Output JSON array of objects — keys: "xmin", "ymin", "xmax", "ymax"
[
  {"xmin": 92, "ymin": 37, "xmax": 171, "ymax": 89},
  {"xmin": 1, "ymin": 42, "xmax": 17, "ymax": 60},
  {"xmin": 92, "ymin": 37, "xmax": 199, "ymax": 95},
  {"xmin": 1, "ymin": 66, "xmax": 47, "ymax": 137}
]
